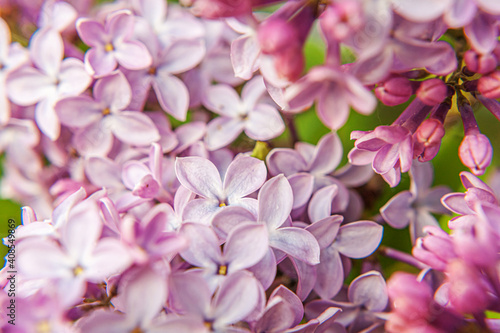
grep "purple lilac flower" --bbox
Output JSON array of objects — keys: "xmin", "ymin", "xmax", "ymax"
[{"xmin": 76, "ymin": 10, "xmax": 152, "ymax": 76}]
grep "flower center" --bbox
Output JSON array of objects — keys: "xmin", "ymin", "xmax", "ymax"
[
  {"xmin": 102, "ymin": 107, "xmax": 111, "ymax": 116},
  {"xmin": 218, "ymin": 264, "xmax": 228, "ymax": 275},
  {"xmin": 36, "ymin": 320, "xmax": 51, "ymax": 333},
  {"xmin": 130, "ymin": 327, "xmax": 144, "ymax": 333},
  {"xmin": 73, "ymin": 265, "xmax": 84, "ymax": 276},
  {"xmin": 104, "ymin": 42, "xmax": 114, "ymax": 52}
]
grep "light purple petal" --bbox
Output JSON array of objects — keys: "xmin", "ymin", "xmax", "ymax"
[
  {"xmin": 31, "ymin": 28, "xmax": 63, "ymax": 77},
  {"xmin": 169, "ymin": 271, "xmax": 211, "ymax": 317},
  {"xmin": 258, "ymin": 175, "xmax": 293, "ymax": 230},
  {"xmin": 57, "ymin": 57, "xmax": 92, "ymax": 97},
  {"xmin": 158, "ymin": 39, "xmax": 205, "ymax": 74},
  {"xmin": 55, "ymin": 96, "xmax": 102, "ymax": 128},
  {"xmin": 179, "ymin": 222, "xmax": 221, "ymax": 267},
  {"xmin": 348, "ymin": 148, "xmax": 376, "ymax": 166},
  {"xmin": 255, "ymin": 297, "xmax": 296, "ymax": 333},
  {"xmin": 334, "ymin": 221, "xmax": 383, "ymax": 258},
  {"xmin": 309, "ymin": 132, "xmax": 342, "ymax": 175},
  {"xmin": 269, "ymin": 227, "xmax": 320, "ymax": 264},
  {"xmin": 441, "ymin": 193, "xmax": 473, "ymax": 215},
  {"xmin": 152, "ymin": 73, "xmax": 189, "ymax": 121},
  {"xmin": 464, "ymin": 13, "xmax": 498, "ymax": 54},
  {"xmin": 85, "ymin": 238, "xmax": 131, "ymax": 280},
  {"xmin": 288, "ymin": 173, "xmax": 314, "ymax": 209},
  {"xmin": 85, "ymin": 47, "xmax": 117, "ymax": 77},
  {"xmin": 7, "ymin": 67, "xmax": 55, "ymax": 105},
  {"xmin": 76, "ymin": 18, "xmax": 106, "ymax": 47},
  {"xmin": 308, "ymin": 184, "xmax": 339, "ymax": 223},
  {"xmin": 85, "ymin": 157, "xmax": 123, "ymax": 189},
  {"xmin": 345, "ymin": 75, "xmax": 377, "ymax": 115},
  {"xmin": 213, "ymin": 271, "xmax": 262, "ymax": 326},
  {"xmin": 109, "ymin": 112, "xmax": 160, "ymax": 145},
  {"xmin": 212, "ymin": 206, "xmax": 257, "ymax": 239},
  {"xmin": 122, "ymin": 161, "xmax": 151, "ymax": 190},
  {"xmin": 203, "ymin": 84, "xmax": 242, "ymax": 117},
  {"xmin": 115, "ymin": 41, "xmax": 152, "ymax": 70},
  {"xmin": 306, "ymin": 215, "xmax": 343, "ymax": 249},
  {"xmin": 231, "ymin": 34, "xmax": 261, "ymax": 80},
  {"xmin": 18, "ymin": 238, "xmax": 73, "ymax": 278},
  {"xmin": 35, "ymin": 97, "xmax": 60, "ymax": 140},
  {"xmin": 245, "ymin": 103, "xmax": 285, "ymax": 140},
  {"xmin": 334, "ymin": 164, "xmax": 374, "ymax": 188},
  {"xmin": 317, "ymin": 85, "xmax": 350, "ymax": 130},
  {"xmin": 73, "ymin": 121, "xmax": 114, "ymax": 157},
  {"xmin": 477, "ymin": 0, "xmax": 500, "ymax": 13},
  {"xmin": 76, "ymin": 310, "xmax": 131, "ymax": 333},
  {"xmin": 224, "ymin": 156, "xmax": 266, "ymax": 201},
  {"xmin": 420, "ymin": 186, "xmax": 451, "ymax": 214},
  {"xmin": 248, "ymin": 248, "xmax": 277, "ymax": 290},
  {"xmin": 289, "ymin": 257, "xmax": 317, "ymax": 301},
  {"xmin": 372, "ymin": 143, "xmax": 400, "ymax": 174},
  {"xmin": 205, "ymin": 117, "xmax": 245, "ymax": 151},
  {"xmin": 392, "ymin": 0, "xmax": 450, "ymax": 22},
  {"xmin": 315, "ymin": 247, "xmax": 343, "ymax": 299},
  {"xmin": 182, "ymin": 198, "xmax": 221, "ymax": 224},
  {"xmin": 266, "ymin": 148, "xmax": 306, "ymax": 176},
  {"xmin": 348, "ymin": 271, "xmax": 388, "ymax": 311},
  {"xmin": 175, "ymin": 156, "xmax": 223, "ymax": 199},
  {"xmin": 94, "ymin": 71, "xmax": 131, "ymax": 111},
  {"xmin": 380, "ymin": 191, "xmax": 414, "ymax": 229},
  {"xmin": 225, "ymin": 223, "xmax": 269, "ymax": 272},
  {"xmin": 444, "ymin": 0, "xmax": 476, "ymax": 28}
]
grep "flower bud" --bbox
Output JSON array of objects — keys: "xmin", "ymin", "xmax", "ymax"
[
  {"xmin": 412, "ymin": 226, "xmax": 456, "ymax": 271},
  {"xmin": 478, "ymin": 70, "xmax": 500, "ymax": 99},
  {"xmin": 258, "ymin": 18, "xmax": 298, "ymax": 55},
  {"xmin": 274, "ymin": 47, "xmax": 304, "ymax": 82},
  {"xmin": 463, "ymin": 49, "xmax": 497, "ymax": 74},
  {"xmin": 320, "ymin": 0, "xmax": 363, "ymax": 41},
  {"xmin": 375, "ymin": 77, "xmax": 413, "ymax": 106},
  {"xmin": 459, "ymin": 134, "xmax": 493, "ymax": 176},
  {"xmin": 413, "ymin": 118, "xmax": 445, "ymax": 162},
  {"xmin": 447, "ymin": 259, "xmax": 489, "ymax": 314},
  {"xmin": 132, "ymin": 174, "xmax": 160, "ymax": 199},
  {"xmin": 416, "ymin": 79, "xmax": 448, "ymax": 106}
]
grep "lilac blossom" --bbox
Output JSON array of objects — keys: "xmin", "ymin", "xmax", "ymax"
[
  {"xmin": 203, "ymin": 75, "xmax": 284, "ymax": 150},
  {"xmin": 0, "ymin": 18, "xmax": 29, "ymax": 125},
  {"xmin": 76, "ymin": 10, "xmax": 152, "ymax": 76},
  {"xmin": 55, "ymin": 71, "xmax": 160, "ymax": 156},
  {"xmin": 7, "ymin": 28, "xmax": 91, "ymax": 140},
  {"xmin": 175, "ymin": 155, "xmax": 267, "ymax": 223},
  {"xmin": 380, "ymin": 161, "xmax": 450, "ymax": 242}
]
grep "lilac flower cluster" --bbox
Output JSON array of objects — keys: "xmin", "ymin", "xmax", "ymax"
[{"xmin": 0, "ymin": 0, "xmax": 499, "ymax": 332}]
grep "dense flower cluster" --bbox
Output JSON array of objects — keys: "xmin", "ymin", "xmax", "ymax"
[{"xmin": 0, "ymin": 0, "xmax": 499, "ymax": 332}]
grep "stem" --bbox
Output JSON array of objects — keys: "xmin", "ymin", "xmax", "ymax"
[
  {"xmin": 457, "ymin": 95, "xmax": 480, "ymax": 135},
  {"xmin": 393, "ymin": 98, "xmax": 428, "ymax": 127},
  {"xmin": 285, "ymin": 114, "xmax": 300, "ymax": 146},
  {"xmin": 378, "ymin": 246, "xmax": 428, "ymax": 269}
]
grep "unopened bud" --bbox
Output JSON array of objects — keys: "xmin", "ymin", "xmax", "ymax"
[
  {"xmin": 416, "ymin": 79, "xmax": 448, "ymax": 106},
  {"xmin": 463, "ymin": 49, "xmax": 497, "ymax": 74},
  {"xmin": 459, "ymin": 134, "xmax": 493, "ymax": 176},
  {"xmin": 258, "ymin": 18, "xmax": 297, "ymax": 55},
  {"xmin": 478, "ymin": 70, "xmax": 500, "ymax": 99},
  {"xmin": 413, "ymin": 118, "xmax": 445, "ymax": 161},
  {"xmin": 375, "ymin": 77, "xmax": 413, "ymax": 106},
  {"xmin": 274, "ymin": 48, "xmax": 304, "ymax": 82}
]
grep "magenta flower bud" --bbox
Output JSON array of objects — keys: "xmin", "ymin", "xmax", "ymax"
[
  {"xmin": 459, "ymin": 134, "xmax": 493, "ymax": 176},
  {"xmin": 447, "ymin": 259, "xmax": 489, "ymax": 315},
  {"xmin": 416, "ymin": 79, "xmax": 448, "ymax": 106},
  {"xmin": 258, "ymin": 18, "xmax": 298, "ymax": 55},
  {"xmin": 387, "ymin": 272, "xmax": 432, "ymax": 321},
  {"xmin": 478, "ymin": 70, "xmax": 500, "ymax": 99},
  {"xmin": 274, "ymin": 47, "xmax": 304, "ymax": 82},
  {"xmin": 375, "ymin": 77, "xmax": 413, "ymax": 106},
  {"xmin": 132, "ymin": 174, "xmax": 160, "ymax": 199},
  {"xmin": 412, "ymin": 226, "xmax": 456, "ymax": 271},
  {"xmin": 453, "ymin": 219, "xmax": 497, "ymax": 268},
  {"xmin": 189, "ymin": 0, "xmax": 252, "ymax": 18},
  {"xmin": 320, "ymin": 0, "xmax": 363, "ymax": 41},
  {"xmin": 463, "ymin": 50, "xmax": 497, "ymax": 74},
  {"xmin": 413, "ymin": 118, "xmax": 445, "ymax": 162}
]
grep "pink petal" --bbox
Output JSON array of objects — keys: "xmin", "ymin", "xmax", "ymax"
[
  {"xmin": 245, "ymin": 103, "xmax": 285, "ymax": 140},
  {"xmin": 109, "ymin": 112, "xmax": 160, "ymax": 146},
  {"xmin": 212, "ymin": 206, "xmax": 257, "ymax": 239},
  {"xmin": 205, "ymin": 117, "xmax": 245, "ymax": 151},
  {"xmin": 258, "ymin": 175, "xmax": 293, "ymax": 230},
  {"xmin": 85, "ymin": 47, "xmax": 117, "ymax": 77},
  {"xmin": 35, "ymin": 97, "xmax": 60, "ymax": 140},
  {"xmin": 73, "ymin": 121, "xmax": 114, "ymax": 157},
  {"xmin": 85, "ymin": 238, "xmax": 131, "ymax": 280},
  {"xmin": 76, "ymin": 18, "xmax": 106, "ymax": 47},
  {"xmin": 7, "ymin": 67, "xmax": 55, "ymax": 105},
  {"xmin": 213, "ymin": 271, "xmax": 263, "ymax": 326},
  {"xmin": 308, "ymin": 184, "xmax": 339, "ymax": 223},
  {"xmin": 334, "ymin": 221, "xmax": 383, "ymax": 258},
  {"xmin": 31, "ymin": 28, "xmax": 63, "ymax": 77},
  {"xmin": 18, "ymin": 238, "xmax": 73, "ymax": 279},
  {"xmin": 224, "ymin": 156, "xmax": 267, "ymax": 200},
  {"xmin": 314, "ymin": 247, "xmax": 344, "ymax": 299},
  {"xmin": 269, "ymin": 227, "xmax": 320, "ymax": 264},
  {"xmin": 288, "ymin": 173, "xmax": 314, "ymax": 209},
  {"xmin": 55, "ymin": 96, "xmax": 102, "ymax": 128},
  {"xmin": 175, "ymin": 156, "xmax": 223, "ymax": 199},
  {"xmin": 266, "ymin": 148, "xmax": 306, "ymax": 176},
  {"xmin": 122, "ymin": 161, "xmax": 151, "ymax": 190},
  {"xmin": 225, "ymin": 223, "xmax": 269, "ymax": 272},
  {"xmin": 309, "ymin": 132, "xmax": 343, "ymax": 175},
  {"xmin": 107, "ymin": 10, "xmax": 135, "ymax": 42},
  {"xmin": 231, "ymin": 34, "xmax": 261, "ymax": 80},
  {"xmin": 393, "ymin": 0, "xmax": 450, "ymax": 22},
  {"xmin": 158, "ymin": 39, "xmax": 205, "ymax": 74},
  {"xmin": 115, "ymin": 41, "xmax": 152, "ymax": 70},
  {"xmin": 179, "ymin": 223, "xmax": 221, "ymax": 267},
  {"xmin": 94, "ymin": 71, "xmax": 131, "ymax": 111},
  {"xmin": 57, "ymin": 57, "xmax": 92, "ymax": 97},
  {"xmin": 203, "ymin": 84, "xmax": 242, "ymax": 117},
  {"xmin": 464, "ymin": 13, "xmax": 498, "ymax": 54},
  {"xmin": 317, "ymin": 85, "xmax": 349, "ymax": 130},
  {"xmin": 152, "ymin": 74, "xmax": 189, "ymax": 121}
]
